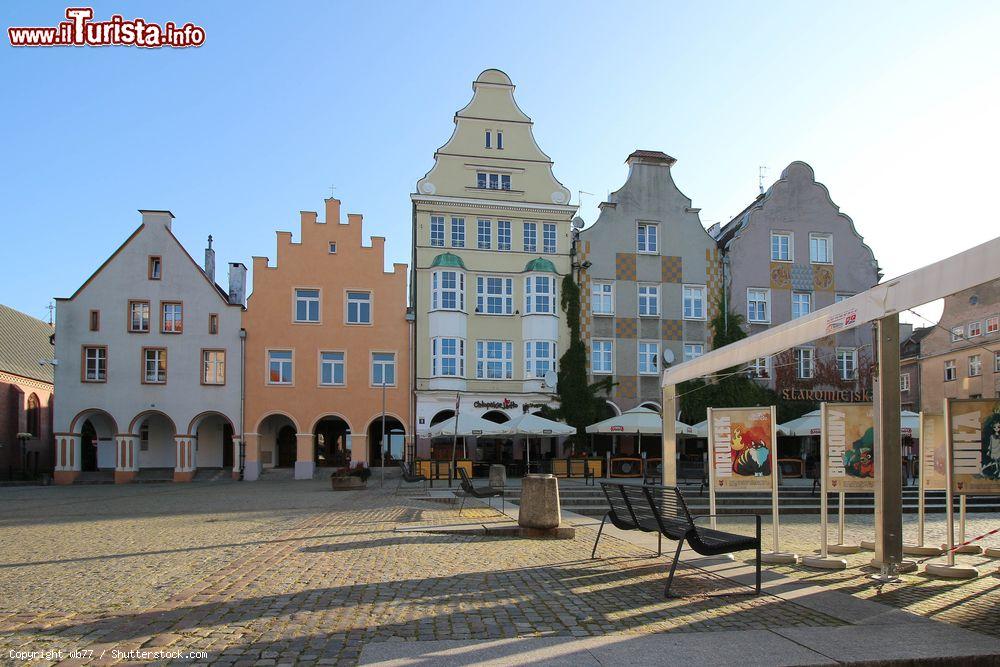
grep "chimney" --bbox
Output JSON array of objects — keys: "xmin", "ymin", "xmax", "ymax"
[
  {"xmin": 228, "ymin": 262, "xmax": 247, "ymax": 306},
  {"xmin": 204, "ymin": 235, "xmax": 216, "ymax": 283}
]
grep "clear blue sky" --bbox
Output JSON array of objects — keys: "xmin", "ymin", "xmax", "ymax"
[{"xmin": 3, "ymin": 1, "xmax": 998, "ymax": 328}]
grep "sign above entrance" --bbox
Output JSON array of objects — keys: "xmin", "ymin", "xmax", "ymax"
[
  {"xmin": 781, "ymin": 388, "xmax": 871, "ymax": 403},
  {"xmin": 474, "ymin": 399, "xmax": 519, "ymax": 410}
]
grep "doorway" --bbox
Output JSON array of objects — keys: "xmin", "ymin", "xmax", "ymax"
[{"xmin": 276, "ymin": 425, "xmax": 297, "ymax": 468}]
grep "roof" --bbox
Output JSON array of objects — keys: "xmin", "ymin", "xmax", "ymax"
[
  {"xmin": 0, "ymin": 304, "xmax": 54, "ymax": 384},
  {"xmin": 714, "ymin": 193, "xmax": 765, "ymax": 247},
  {"xmin": 626, "ymin": 150, "xmax": 676, "ymax": 165},
  {"xmin": 430, "ymin": 252, "xmax": 467, "ymax": 269},
  {"xmin": 524, "ymin": 258, "xmax": 557, "ymax": 273}
]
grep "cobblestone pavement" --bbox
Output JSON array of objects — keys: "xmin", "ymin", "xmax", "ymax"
[
  {"xmin": 712, "ymin": 510, "xmax": 1000, "ymax": 639},
  {"xmin": 1, "ymin": 479, "xmax": 845, "ymax": 666}
]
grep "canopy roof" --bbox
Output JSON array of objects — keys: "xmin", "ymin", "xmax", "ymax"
[
  {"xmin": 426, "ymin": 414, "xmax": 505, "ymax": 438},
  {"xmin": 498, "ymin": 413, "xmax": 576, "ymax": 437},
  {"xmin": 585, "ymin": 407, "xmax": 694, "ymax": 436},
  {"xmin": 777, "ymin": 409, "xmax": 921, "ymax": 437},
  {"xmin": 430, "ymin": 252, "xmax": 466, "ymax": 269}
]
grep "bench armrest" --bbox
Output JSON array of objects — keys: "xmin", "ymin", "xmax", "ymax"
[{"xmin": 691, "ymin": 513, "xmax": 762, "ymax": 536}]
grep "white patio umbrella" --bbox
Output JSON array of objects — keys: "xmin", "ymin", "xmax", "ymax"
[
  {"xmin": 585, "ymin": 407, "xmax": 694, "ymax": 455},
  {"xmin": 777, "ymin": 409, "xmax": 923, "ymax": 437},
  {"xmin": 692, "ymin": 420, "xmax": 708, "ymax": 438},
  {"xmin": 426, "ymin": 414, "xmax": 506, "ymax": 438},
  {"xmin": 498, "ymin": 413, "xmax": 576, "ymax": 470}
]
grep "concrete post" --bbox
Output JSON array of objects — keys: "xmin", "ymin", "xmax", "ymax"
[
  {"xmin": 53, "ymin": 433, "xmax": 81, "ymax": 485},
  {"xmin": 115, "ymin": 434, "xmax": 139, "ymax": 484},
  {"xmin": 174, "ymin": 435, "xmax": 196, "ymax": 482},
  {"xmin": 294, "ymin": 432, "xmax": 315, "ymax": 480},
  {"xmin": 231, "ymin": 436, "xmax": 242, "ymax": 480},
  {"xmin": 874, "ymin": 314, "xmax": 904, "ymax": 576},
  {"xmin": 243, "ymin": 433, "xmax": 261, "ymax": 481},
  {"xmin": 661, "ymin": 384, "xmax": 677, "ymax": 486}
]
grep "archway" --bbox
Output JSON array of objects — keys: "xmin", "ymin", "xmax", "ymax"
[
  {"xmin": 314, "ymin": 417, "xmax": 351, "ymax": 468},
  {"xmin": 429, "ymin": 410, "xmax": 454, "ymax": 426},
  {"xmin": 189, "ymin": 412, "xmax": 235, "ymax": 470},
  {"xmin": 427, "ymin": 410, "xmax": 456, "ymax": 459},
  {"xmin": 131, "ymin": 411, "xmax": 176, "ymax": 471},
  {"xmin": 72, "ymin": 409, "xmax": 117, "ymax": 472},
  {"xmin": 481, "ymin": 411, "xmax": 510, "ymax": 424},
  {"xmin": 256, "ymin": 413, "xmax": 298, "ymax": 469},
  {"xmin": 639, "ymin": 401, "xmax": 661, "ymax": 413},
  {"xmin": 368, "ymin": 416, "xmax": 406, "ymax": 467}
]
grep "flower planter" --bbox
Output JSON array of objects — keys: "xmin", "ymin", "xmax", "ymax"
[{"xmin": 330, "ymin": 475, "xmax": 366, "ymax": 491}]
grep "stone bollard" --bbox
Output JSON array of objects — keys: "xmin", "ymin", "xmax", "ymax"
[
  {"xmin": 489, "ymin": 464, "xmax": 506, "ymax": 490},
  {"xmin": 518, "ymin": 474, "xmax": 561, "ymax": 530}
]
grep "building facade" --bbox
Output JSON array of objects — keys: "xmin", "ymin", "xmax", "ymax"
[
  {"xmin": 919, "ymin": 279, "xmax": 1000, "ymax": 411},
  {"xmin": 53, "ymin": 210, "xmax": 245, "ymax": 484},
  {"xmin": 578, "ymin": 150, "xmax": 722, "ymax": 416},
  {"xmin": 411, "ymin": 69, "xmax": 577, "ymax": 457},
  {"xmin": 900, "ymin": 325, "xmax": 930, "ymax": 412},
  {"xmin": 242, "ymin": 198, "xmax": 410, "ymax": 480},
  {"xmin": 714, "ymin": 162, "xmax": 881, "ymax": 399},
  {"xmin": 0, "ymin": 304, "xmax": 54, "ymax": 477}
]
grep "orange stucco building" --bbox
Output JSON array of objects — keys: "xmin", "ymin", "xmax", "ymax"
[{"xmin": 242, "ymin": 198, "xmax": 410, "ymax": 480}]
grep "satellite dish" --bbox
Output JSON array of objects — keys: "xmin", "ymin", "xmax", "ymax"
[
  {"xmin": 543, "ymin": 370, "xmax": 558, "ymax": 388},
  {"xmin": 662, "ymin": 348, "xmax": 675, "ymax": 365}
]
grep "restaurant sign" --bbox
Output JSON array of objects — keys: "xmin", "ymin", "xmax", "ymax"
[
  {"xmin": 474, "ymin": 398, "xmax": 519, "ymax": 410},
  {"xmin": 781, "ymin": 388, "xmax": 871, "ymax": 402}
]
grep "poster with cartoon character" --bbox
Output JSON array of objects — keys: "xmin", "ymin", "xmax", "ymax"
[
  {"xmin": 921, "ymin": 413, "xmax": 947, "ymax": 491},
  {"xmin": 823, "ymin": 403, "xmax": 875, "ymax": 492},
  {"xmin": 709, "ymin": 407, "xmax": 774, "ymax": 490},
  {"xmin": 949, "ymin": 399, "xmax": 1000, "ymax": 495}
]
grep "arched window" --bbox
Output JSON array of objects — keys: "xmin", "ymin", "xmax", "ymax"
[{"xmin": 26, "ymin": 394, "xmax": 40, "ymax": 437}]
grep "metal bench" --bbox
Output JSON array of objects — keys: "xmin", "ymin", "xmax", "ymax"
[
  {"xmin": 457, "ymin": 467, "xmax": 504, "ymax": 516},
  {"xmin": 395, "ymin": 460, "xmax": 427, "ymax": 494},
  {"xmin": 592, "ymin": 482, "xmax": 664, "ymax": 558}
]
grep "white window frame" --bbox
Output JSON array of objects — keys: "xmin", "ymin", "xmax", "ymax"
[
  {"xmin": 497, "ymin": 220, "xmax": 512, "ymax": 251},
  {"xmin": 835, "ymin": 293, "xmax": 852, "ymax": 303},
  {"xmin": 128, "ymin": 300, "xmax": 150, "ymax": 333},
  {"xmin": 432, "ymin": 270, "xmax": 465, "ymax": 311},
  {"xmin": 750, "ymin": 356, "xmax": 770, "ymax": 379},
  {"xmin": 525, "ymin": 275, "xmax": 556, "ymax": 315},
  {"xmin": 682, "ymin": 284, "xmax": 707, "ymax": 321},
  {"xmin": 592, "ymin": 282, "xmax": 614, "ymax": 316},
  {"xmin": 268, "ymin": 350, "xmax": 293, "ymax": 385},
  {"xmin": 900, "ymin": 373, "xmax": 910, "ymax": 392},
  {"xmin": 430, "ymin": 215, "xmax": 445, "ymax": 247},
  {"xmin": 795, "ymin": 347, "xmax": 815, "ymax": 379},
  {"xmin": 524, "ymin": 340, "xmax": 557, "ymax": 379},
  {"xmin": 638, "ymin": 340, "xmax": 660, "ymax": 375},
  {"xmin": 683, "ymin": 343, "xmax": 705, "ymax": 362},
  {"xmin": 637, "ymin": 222, "xmax": 658, "ymax": 254},
  {"xmin": 638, "ymin": 284, "xmax": 659, "ymax": 317},
  {"xmin": 987, "ymin": 315, "xmax": 999, "ymax": 334},
  {"xmin": 476, "ymin": 275, "xmax": 514, "ymax": 315},
  {"xmin": 319, "ymin": 351, "xmax": 345, "ymax": 386},
  {"xmin": 523, "ymin": 222, "xmax": 537, "ymax": 252},
  {"xmin": 951, "ymin": 326, "xmax": 963, "ymax": 342},
  {"xmin": 202, "ymin": 350, "xmax": 226, "ymax": 385},
  {"xmin": 968, "ymin": 321, "xmax": 982, "ymax": 338},
  {"xmin": 294, "ymin": 288, "xmax": 320, "ymax": 323},
  {"xmin": 969, "ymin": 354, "xmax": 982, "ymax": 377},
  {"xmin": 747, "ymin": 288, "xmax": 770, "ymax": 323},
  {"xmin": 371, "ymin": 352, "xmax": 396, "ymax": 387},
  {"xmin": 346, "ymin": 291, "xmax": 372, "ymax": 325},
  {"xmin": 542, "ymin": 223, "xmax": 557, "ymax": 254},
  {"xmin": 497, "ymin": 130, "xmax": 504, "ymax": 150},
  {"xmin": 476, "ymin": 340, "xmax": 513, "ymax": 380},
  {"xmin": 432, "ymin": 337, "xmax": 465, "ymax": 378},
  {"xmin": 591, "ymin": 339, "xmax": 613, "ymax": 374},
  {"xmin": 771, "ymin": 231, "xmax": 792, "ymax": 262},
  {"xmin": 485, "ymin": 129, "xmax": 491, "ymax": 148},
  {"xmin": 995, "ymin": 351, "xmax": 1000, "ymax": 373},
  {"xmin": 792, "ymin": 291, "xmax": 812, "ymax": 319},
  {"xmin": 83, "ymin": 346, "xmax": 107, "ymax": 382},
  {"xmin": 837, "ymin": 347, "xmax": 858, "ymax": 380},
  {"xmin": 809, "ymin": 233, "xmax": 833, "ymax": 264},
  {"xmin": 477, "ymin": 219, "xmax": 491, "ymax": 249},
  {"xmin": 944, "ymin": 359, "xmax": 957, "ymax": 381},
  {"xmin": 144, "ymin": 348, "xmax": 167, "ymax": 384},
  {"xmin": 451, "ymin": 217, "xmax": 465, "ymax": 248}
]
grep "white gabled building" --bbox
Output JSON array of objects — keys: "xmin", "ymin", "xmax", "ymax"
[{"xmin": 53, "ymin": 210, "xmax": 245, "ymax": 484}]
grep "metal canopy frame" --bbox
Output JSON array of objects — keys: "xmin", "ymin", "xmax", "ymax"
[{"xmin": 660, "ymin": 235, "xmax": 1000, "ymax": 575}]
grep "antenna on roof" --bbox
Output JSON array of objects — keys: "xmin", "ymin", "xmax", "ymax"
[
  {"xmin": 758, "ymin": 165, "xmax": 767, "ymax": 195},
  {"xmin": 328, "ymin": 184, "xmax": 337, "ymax": 198},
  {"xmin": 577, "ymin": 190, "xmax": 594, "ymax": 209},
  {"xmin": 207, "ymin": 234, "xmax": 213, "ymax": 250},
  {"xmin": 46, "ymin": 301, "xmax": 54, "ymax": 326}
]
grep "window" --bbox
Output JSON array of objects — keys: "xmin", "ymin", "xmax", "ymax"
[
  {"xmin": 161, "ymin": 302, "xmax": 183, "ymax": 334},
  {"xmin": 371, "ymin": 352, "xmax": 396, "ymax": 386},
  {"xmin": 995, "ymin": 351, "xmax": 1000, "ymax": 373},
  {"xmin": 497, "ymin": 220, "xmax": 511, "ymax": 251},
  {"xmin": 430, "ymin": 215, "xmax": 445, "ymax": 247},
  {"xmin": 638, "ymin": 341, "xmax": 660, "ymax": 375},
  {"xmin": 476, "ymin": 340, "xmax": 513, "ymax": 379},
  {"xmin": 497, "ymin": 130, "xmax": 503, "ymax": 150},
  {"xmin": 148, "ymin": 256, "xmax": 161, "ymax": 280},
  {"xmin": 143, "ymin": 348, "xmax": 167, "ymax": 384},
  {"xmin": 140, "ymin": 424, "xmax": 149, "ymax": 451},
  {"xmin": 525, "ymin": 275, "xmax": 555, "ymax": 314},
  {"xmin": 835, "ymin": 293, "xmax": 852, "ymax": 303},
  {"xmin": 684, "ymin": 343, "xmax": 705, "ymax": 362},
  {"xmin": 951, "ymin": 327, "xmax": 964, "ymax": 342},
  {"xmin": 900, "ymin": 373, "xmax": 910, "ymax": 392},
  {"xmin": 268, "ymin": 350, "xmax": 293, "ymax": 384},
  {"xmin": 128, "ymin": 300, "xmax": 150, "ymax": 333},
  {"xmin": 476, "ymin": 172, "xmax": 509, "ymax": 190},
  {"xmin": 485, "ymin": 130, "xmax": 491, "ymax": 148},
  {"xmin": 489, "ymin": 173, "xmax": 499, "ymax": 189},
  {"xmin": 747, "ymin": 288, "xmax": 770, "ymax": 323},
  {"xmin": 637, "ymin": 223, "xmax": 658, "ymax": 253},
  {"xmin": 451, "ymin": 217, "xmax": 465, "ymax": 248},
  {"xmin": 770, "ymin": 232, "xmax": 792, "ymax": 261},
  {"xmin": 432, "ymin": 338, "xmax": 465, "ymax": 377},
  {"xmin": 523, "ymin": 222, "xmax": 537, "ymax": 252},
  {"xmin": 969, "ymin": 354, "xmax": 982, "ymax": 377},
  {"xmin": 82, "ymin": 346, "xmax": 106, "ymax": 382},
  {"xmin": 501, "ymin": 174, "xmax": 511, "ymax": 190},
  {"xmin": 89, "ymin": 310, "xmax": 100, "ymax": 332},
  {"xmin": 792, "ymin": 292, "xmax": 812, "ymax": 319},
  {"xmin": 795, "ymin": 348, "xmax": 815, "ymax": 379},
  {"xmin": 837, "ymin": 348, "xmax": 858, "ymax": 380},
  {"xmin": 683, "ymin": 285, "xmax": 706, "ymax": 320},
  {"xmin": 346, "ymin": 291, "xmax": 371, "ymax": 324},
  {"xmin": 987, "ymin": 316, "xmax": 999, "ymax": 334},
  {"xmin": 209, "ymin": 313, "xmax": 219, "ymax": 335},
  {"xmin": 477, "ymin": 276, "xmax": 513, "ymax": 315},
  {"xmin": 944, "ymin": 360, "xmax": 957, "ymax": 382},
  {"xmin": 525, "ymin": 340, "xmax": 557, "ymax": 379},
  {"xmin": 638, "ymin": 284, "xmax": 659, "ymax": 317},
  {"xmin": 25, "ymin": 394, "xmax": 40, "ymax": 437},
  {"xmin": 809, "ymin": 233, "xmax": 833, "ymax": 263},
  {"xmin": 328, "ymin": 242, "xmax": 337, "ymax": 254},
  {"xmin": 202, "ymin": 350, "xmax": 226, "ymax": 385},
  {"xmin": 592, "ymin": 339, "xmax": 613, "ymax": 374},
  {"xmin": 432, "ymin": 270, "xmax": 465, "ymax": 311},
  {"xmin": 477, "ymin": 219, "xmax": 491, "ymax": 249},
  {"xmin": 477, "ymin": 172, "xmax": 487, "ymax": 189},
  {"xmin": 968, "ymin": 321, "xmax": 982, "ymax": 338},
  {"xmin": 542, "ymin": 223, "xmax": 557, "ymax": 254},
  {"xmin": 592, "ymin": 282, "xmax": 614, "ymax": 315},
  {"xmin": 750, "ymin": 357, "xmax": 770, "ymax": 379},
  {"xmin": 294, "ymin": 289, "xmax": 320, "ymax": 323},
  {"xmin": 320, "ymin": 351, "xmax": 345, "ymax": 386}
]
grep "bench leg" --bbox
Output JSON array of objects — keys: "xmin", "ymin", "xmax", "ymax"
[
  {"xmin": 664, "ymin": 538, "xmax": 684, "ymax": 597},
  {"xmin": 658, "ymin": 532, "xmax": 662, "ymax": 557},
  {"xmin": 756, "ymin": 543, "xmax": 762, "ymax": 595},
  {"xmin": 591, "ymin": 513, "xmax": 608, "ymax": 559}
]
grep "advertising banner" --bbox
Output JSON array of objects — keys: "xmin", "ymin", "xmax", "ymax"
[
  {"xmin": 709, "ymin": 407, "xmax": 774, "ymax": 491},
  {"xmin": 921, "ymin": 413, "xmax": 947, "ymax": 491},
  {"xmin": 824, "ymin": 403, "xmax": 875, "ymax": 492},
  {"xmin": 950, "ymin": 399, "xmax": 1000, "ymax": 495}
]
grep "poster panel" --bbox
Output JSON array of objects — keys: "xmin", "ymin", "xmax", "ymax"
[
  {"xmin": 921, "ymin": 413, "xmax": 947, "ymax": 491},
  {"xmin": 950, "ymin": 398, "xmax": 1000, "ymax": 495},
  {"xmin": 710, "ymin": 407, "xmax": 774, "ymax": 491},
  {"xmin": 824, "ymin": 403, "xmax": 875, "ymax": 492}
]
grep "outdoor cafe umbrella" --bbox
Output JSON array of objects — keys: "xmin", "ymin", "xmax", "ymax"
[
  {"xmin": 585, "ymin": 406, "xmax": 695, "ymax": 455},
  {"xmin": 498, "ymin": 413, "xmax": 576, "ymax": 470},
  {"xmin": 426, "ymin": 414, "xmax": 506, "ymax": 439},
  {"xmin": 777, "ymin": 409, "xmax": 923, "ymax": 437}
]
